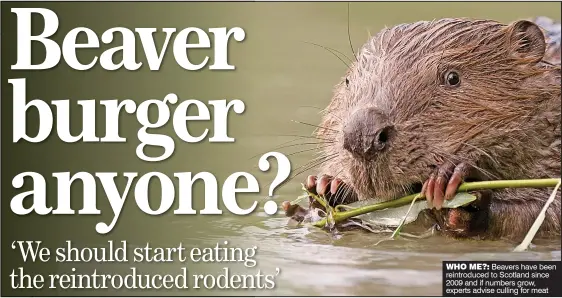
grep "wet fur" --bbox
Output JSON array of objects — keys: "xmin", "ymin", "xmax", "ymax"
[{"xmin": 315, "ymin": 18, "xmax": 561, "ymax": 240}]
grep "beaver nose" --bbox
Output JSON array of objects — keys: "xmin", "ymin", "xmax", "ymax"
[{"xmin": 343, "ymin": 107, "xmax": 394, "ymax": 160}]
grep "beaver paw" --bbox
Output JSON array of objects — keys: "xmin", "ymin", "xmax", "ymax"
[
  {"xmin": 282, "ymin": 175, "xmax": 358, "ymax": 224},
  {"xmin": 305, "ymin": 175, "xmax": 358, "ymax": 207},
  {"xmin": 432, "ymin": 190, "xmax": 492, "ymax": 238},
  {"xmin": 422, "ymin": 162, "xmax": 472, "ymax": 210}
]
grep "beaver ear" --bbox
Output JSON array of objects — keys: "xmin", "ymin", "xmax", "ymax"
[{"xmin": 505, "ymin": 20, "xmax": 546, "ymax": 62}]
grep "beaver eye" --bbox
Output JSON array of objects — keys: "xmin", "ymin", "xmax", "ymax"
[
  {"xmin": 445, "ymin": 71, "xmax": 461, "ymax": 87},
  {"xmin": 345, "ymin": 78, "xmax": 350, "ymax": 87}
]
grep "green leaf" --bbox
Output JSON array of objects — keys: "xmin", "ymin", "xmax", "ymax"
[
  {"xmin": 352, "ymin": 192, "xmax": 478, "ymax": 228},
  {"xmin": 442, "ymin": 192, "xmax": 478, "ymax": 208}
]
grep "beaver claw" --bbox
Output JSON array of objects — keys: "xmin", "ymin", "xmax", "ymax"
[
  {"xmin": 305, "ymin": 175, "xmax": 358, "ymax": 207},
  {"xmin": 422, "ymin": 162, "xmax": 473, "ymax": 210}
]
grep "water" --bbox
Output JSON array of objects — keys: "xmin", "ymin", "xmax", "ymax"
[{"xmin": 2, "ymin": 2, "xmax": 560, "ymax": 296}]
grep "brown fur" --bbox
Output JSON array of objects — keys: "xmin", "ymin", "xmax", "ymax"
[{"xmin": 315, "ymin": 18, "xmax": 561, "ymax": 241}]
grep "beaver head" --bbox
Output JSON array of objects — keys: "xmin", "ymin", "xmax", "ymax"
[{"xmin": 317, "ymin": 18, "xmax": 561, "ymax": 202}]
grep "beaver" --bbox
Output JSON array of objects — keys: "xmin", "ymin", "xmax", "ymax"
[{"xmin": 289, "ymin": 17, "xmax": 561, "ymax": 241}]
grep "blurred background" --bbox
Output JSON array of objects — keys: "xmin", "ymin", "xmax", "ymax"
[{"xmin": 1, "ymin": 2, "xmax": 560, "ymax": 296}]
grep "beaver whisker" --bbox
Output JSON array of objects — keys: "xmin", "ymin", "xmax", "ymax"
[
  {"xmin": 300, "ymin": 41, "xmax": 352, "ymax": 67},
  {"xmin": 289, "ymin": 152, "xmax": 339, "ymax": 176},
  {"xmin": 284, "ymin": 145, "xmax": 333, "ymax": 158},
  {"xmin": 329, "ymin": 168, "xmax": 350, "ymax": 205},
  {"xmin": 274, "ymin": 141, "xmax": 335, "ymax": 151},
  {"xmin": 346, "ymin": 2, "xmax": 357, "ymax": 62},
  {"xmin": 269, "ymin": 134, "xmax": 335, "ymax": 142},
  {"xmin": 298, "ymin": 105, "xmax": 344, "ymax": 121},
  {"xmin": 290, "ymin": 119, "xmax": 341, "ymax": 133},
  {"xmin": 336, "ymin": 184, "xmax": 353, "ymax": 205},
  {"xmin": 409, "ymin": 183, "xmax": 424, "ymax": 194},
  {"xmin": 296, "ymin": 153, "xmax": 338, "ymax": 170},
  {"xmin": 248, "ymin": 138, "xmax": 334, "ymax": 160},
  {"xmin": 284, "ymin": 154, "xmax": 339, "ymax": 185},
  {"xmin": 438, "ymin": 150, "xmax": 499, "ymax": 181}
]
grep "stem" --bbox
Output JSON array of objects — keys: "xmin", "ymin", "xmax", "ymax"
[
  {"xmin": 312, "ymin": 178, "xmax": 561, "ymax": 228},
  {"xmin": 390, "ymin": 194, "xmax": 422, "ymax": 239},
  {"xmin": 514, "ymin": 179, "xmax": 562, "ymax": 252}
]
